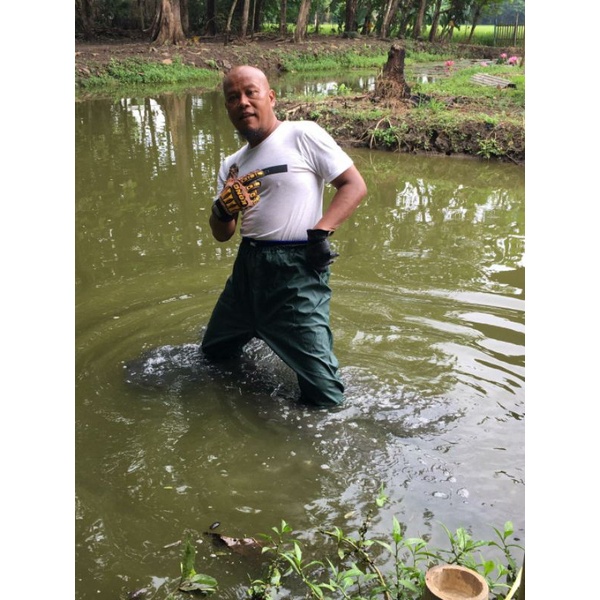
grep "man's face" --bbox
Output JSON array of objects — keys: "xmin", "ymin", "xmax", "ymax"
[{"xmin": 223, "ymin": 67, "xmax": 278, "ymax": 146}]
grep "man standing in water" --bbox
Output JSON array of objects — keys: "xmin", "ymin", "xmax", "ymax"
[{"xmin": 201, "ymin": 65, "xmax": 367, "ymax": 407}]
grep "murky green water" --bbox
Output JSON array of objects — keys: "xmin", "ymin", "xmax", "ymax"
[{"xmin": 75, "ymin": 80, "xmax": 524, "ymax": 599}]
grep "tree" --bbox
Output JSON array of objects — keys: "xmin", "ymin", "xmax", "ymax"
[
  {"xmin": 240, "ymin": 0, "xmax": 250, "ymax": 37},
  {"xmin": 294, "ymin": 0, "xmax": 311, "ymax": 42},
  {"xmin": 180, "ymin": 0, "xmax": 189, "ymax": 34},
  {"xmin": 466, "ymin": 0, "xmax": 510, "ymax": 43},
  {"xmin": 150, "ymin": 0, "xmax": 186, "ymax": 44},
  {"xmin": 205, "ymin": 0, "xmax": 217, "ymax": 36},
  {"xmin": 76, "ymin": 0, "xmax": 95, "ymax": 39},
  {"xmin": 412, "ymin": 0, "xmax": 427, "ymax": 39},
  {"xmin": 360, "ymin": 2, "xmax": 374, "ymax": 35},
  {"xmin": 428, "ymin": 0, "xmax": 443, "ymax": 41},
  {"xmin": 252, "ymin": 0, "xmax": 265, "ymax": 34},
  {"xmin": 279, "ymin": 0, "xmax": 287, "ymax": 36},
  {"xmin": 467, "ymin": 0, "xmax": 486, "ymax": 42},
  {"xmin": 395, "ymin": 0, "xmax": 418, "ymax": 39},
  {"xmin": 345, "ymin": 0, "xmax": 358, "ymax": 34},
  {"xmin": 224, "ymin": 0, "xmax": 239, "ymax": 43},
  {"xmin": 437, "ymin": 0, "xmax": 471, "ymax": 41},
  {"xmin": 379, "ymin": 0, "xmax": 400, "ymax": 39}
]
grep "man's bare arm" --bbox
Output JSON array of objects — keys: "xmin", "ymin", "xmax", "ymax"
[{"xmin": 313, "ymin": 165, "xmax": 367, "ymax": 232}]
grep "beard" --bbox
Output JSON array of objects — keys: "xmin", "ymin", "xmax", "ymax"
[{"xmin": 238, "ymin": 125, "xmax": 266, "ymax": 146}]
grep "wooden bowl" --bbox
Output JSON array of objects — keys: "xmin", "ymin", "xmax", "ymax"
[{"xmin": 423, "ymin": 564, "xmax": 489, "ymax": 600}]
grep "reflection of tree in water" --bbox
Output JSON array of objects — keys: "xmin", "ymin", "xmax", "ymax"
[
  {"xmin": 359, "ymin": 167, "xmax": 525, "ymax": 290},
  {"xmin": 76, "ymin": 91, "xmax": 242, "ymax": 283},
  {"xmin": 77, "ymin": 91, "xmax": 524, "ymax": 291},
  {"xmin": 328, "ymin": 154, "xmax": 524, "ymax": 405}
]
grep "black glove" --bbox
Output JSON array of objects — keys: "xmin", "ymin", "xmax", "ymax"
[{"xmin": 306, "ymin": 229, "xmax": 338, "ymax": 272}]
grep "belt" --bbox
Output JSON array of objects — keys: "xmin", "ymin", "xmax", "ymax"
[{"xmin": 242, "ymin": 237, "xmax": 307, "ymax": 247}]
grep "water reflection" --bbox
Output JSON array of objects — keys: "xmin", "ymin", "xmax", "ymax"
[{"xmin": 76, "ymin": 83, "xmax": 524, "ymax": 600}]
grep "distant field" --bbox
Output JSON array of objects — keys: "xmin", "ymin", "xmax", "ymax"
[
  {"xmin": 441, "ymin": 24, "xmax": 496, "ymax": 45},
  {"xmin": 265, "ymin": 23, "xmax": 512, "ymax": 47}
]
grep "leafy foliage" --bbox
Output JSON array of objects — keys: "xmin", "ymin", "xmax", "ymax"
[
  {"xmin": 148, "ymin": 487, "xmax": 522, "ymax": 600},
  {"xmin": 244, "ymin": 487, "xmax": 523, "ymax": 599}
]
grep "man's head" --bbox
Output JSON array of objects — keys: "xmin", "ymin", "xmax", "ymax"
[{"xmin": 223, "ymin": 66, "xmax": 279, "ymax": 147}]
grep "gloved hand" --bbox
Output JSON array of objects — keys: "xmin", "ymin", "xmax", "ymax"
[
  {"xmin": 212, "ymin": 164, "xmax": 263, "ymax": 221},
  {"xmin": 306, "ymin": 229, "xmax": 338, "ymax": 272}
]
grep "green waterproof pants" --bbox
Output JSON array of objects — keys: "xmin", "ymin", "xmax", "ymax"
[{"xmin": 201, "ymin": 238, "xmax": 344, "ymax": 407}]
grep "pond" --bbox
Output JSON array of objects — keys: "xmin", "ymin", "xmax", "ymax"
[{"xmin": 75, "ymin": 77, "xmax": 524, "ymax": 599}]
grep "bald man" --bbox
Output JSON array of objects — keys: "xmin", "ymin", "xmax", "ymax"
[{"xmin": 201, "ymin": 66, "xmax": 367, "ymax": 407}]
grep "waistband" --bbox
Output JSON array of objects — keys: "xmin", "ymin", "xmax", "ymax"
[{"xmin": 242, "ymin": 237, "xmax": 307, "ymax": 248}]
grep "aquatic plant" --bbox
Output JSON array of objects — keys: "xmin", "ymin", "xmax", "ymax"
[{"xmin": 156, "ymin": 486, "xmax": 523, "ymax": 600}]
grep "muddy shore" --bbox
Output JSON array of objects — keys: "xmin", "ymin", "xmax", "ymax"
[{"xmin": 75, "ymin": 35, "xmax": 524, "ymax": 162}]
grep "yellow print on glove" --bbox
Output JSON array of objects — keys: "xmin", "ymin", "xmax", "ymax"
[{"xmin": 217, "ymin": 163, "xmax": 288, "ymax": 216}]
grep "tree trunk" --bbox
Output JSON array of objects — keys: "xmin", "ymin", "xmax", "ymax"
[
  {"xmin": 180, "ymin": 0, "xmax": 189, "ymax": 35},
  {"xmin": 294, "ymin": 0, "xmax": 311, "ymax": 42},
  {"xmin": 446, "ymin": 18, "xmax": 456, "ymax": 40},
  {"xmin": 360, "ymin": 2, "xmax": 372, "ymax": 35},
  {"xmin": 205, "ymin": 0, "xmax": 217, "ymax": 35},
  {"xmin": 412, "ymin": 0, "xmax": 427, "ymax": 39},
  {"xmin": 151, "ymin": 0, "xmax": 186, "ymax": 45},
  {"xmin": 395, "ymin": 0, "xmax": 413, "ymax": 38},
  {"xmin": 134, "ymin": 0, "xmax": 144, "ymax": 32},
  {"xmin": 376, "ymin": 43, "xmax": 411, "ymax": 99},
  {"xmin": 76, "ymin": 0, "xmax": 95, "ymax": 39},
  {"xmin": 224, "ymin": 0, "xmax": 239, "ymax": 44},
  {"xmin": 240, "ymin": 0, "xmax": 250, "ymax": 37},
  {"xmin": 379, "ymin": 0, "xmax": 399, "ymax": 39},
  {"xmin": 252, "ymin": 0, "xmax": 264, "ymax": 33},
  {"xmin": 344, "ymin": 0, "xmax": 358, "ymax": 34},
  {"xmin": 131, "ymin": 0, "xmax": 156, "ymax": 33},
  {"xmin": 467, "ymin": 4, "xmax": 482, "ymax": 43},
  {"xmin": 428, "ymin": 0, "xmax": 442, "ymax": 41},
  {"xmin": 279, "ymin": 0, "xmax": 287, "ymax": 36}
]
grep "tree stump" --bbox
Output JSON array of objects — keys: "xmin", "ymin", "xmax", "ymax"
[{"xmin": 376, "ymin": 43, "xmax": 412, "ymax": 100}]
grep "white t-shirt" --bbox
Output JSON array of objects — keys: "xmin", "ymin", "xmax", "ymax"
[{"xmin": 217, "ymin": 120, "xmax": 354, "ymax": 241}]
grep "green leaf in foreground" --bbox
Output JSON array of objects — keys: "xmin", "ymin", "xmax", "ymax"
[
  {"xmin": 179, "ymin": 573, "xmax": 219, "ymax": 594},
  {"xmin": 179, "ymin": 537, "xmax": 218, "ymax": 594}
]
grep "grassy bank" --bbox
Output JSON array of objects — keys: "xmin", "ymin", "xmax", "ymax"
[
  {"xmin": 77, "ymin": 56, "xmax": 221, "ymax": 96},
  {"xmin": 273, "ymin": 51, "xmax": 524, "ymax": 162},
  {"xmin": 75, "ymin": 38, "xmax": 524, "ymax": 162}
]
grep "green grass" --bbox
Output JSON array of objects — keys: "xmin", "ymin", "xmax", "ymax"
[
  {"xmin": 418, "ymin": 63, "xmax": 525, "ymax": 110},
  {"xmin": 79, "ymin": 56, "xmax": 220, "ymax": 90},
  {"xmin": 405, "ymin": 49, "xmax": 454, "ymax": 63},
  {"xmin": 276, "ymin": 46, "xmax": 387, "ymax": 73},
  {"xmin": 272, "ymin": 41, "xmax": 483, "ymax": 74}
]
